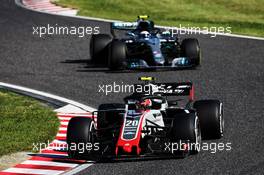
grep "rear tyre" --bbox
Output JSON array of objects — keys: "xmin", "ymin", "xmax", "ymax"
[
  {"xmin": 108, "ymin": 40, "xmax": 127, "ymax": 70},
  {"xmin": 181, "ymin": 38, "xmax": 201, "ymax": 66},
  {"xmin": 67, "ymin": 117, "xmax": 97, "ymax": 159},
  {"xmin": 170, "ymin": 112, "xmax": 201, "ymax": 155},
  {"xmin": 193, "ymin": 100, "xmax": 224, "ymax": 139},
  {"xmin": 90, "ymin": 34, "xmax": 112, "ymax": 65}
]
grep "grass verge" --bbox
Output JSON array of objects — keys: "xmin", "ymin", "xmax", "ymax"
[
  {"xmin": 0, "ymin": 89, "xmax": 59, "ymax": 156},
  {"xmin": 55, "ymin": 0, "xmax": 264, "ymax": 37}
]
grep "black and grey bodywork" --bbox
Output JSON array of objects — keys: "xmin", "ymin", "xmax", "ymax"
[{"xmin": 90, "ymin": 16, "xmax": 201, "ymax": 70}]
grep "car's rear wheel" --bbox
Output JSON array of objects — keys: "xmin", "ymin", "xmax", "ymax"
[
  {"xmin": 169, "ymin": 112, "xmax": 201, "ymax": 155},
  {"xmin": 108, "ymin": 40, "xmax": 127, "ymax": 70},
  {"xmin": 67, "ymin": 117, "xmax": 97, "ymax": 159},
  {"xmin": 181, "ymin": 38, "xmax": 201, "ymax": 66},
  {"xmin": 193, "ymin": 100, "xmax": 224, "ymax": 139},
  {"xmin": 90, "ymin": 34, "xmax": 112, "ymax": 65}
]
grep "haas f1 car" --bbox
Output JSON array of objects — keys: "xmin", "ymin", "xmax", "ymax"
[
  {"xmin": 66, "ymin": 77, "xmax": 224, "ymax": 160},
  {"xmin": 90, "ymin": 16, "xmax": 201, "ymax": 70}
]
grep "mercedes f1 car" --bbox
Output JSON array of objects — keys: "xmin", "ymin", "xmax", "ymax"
[
  {"xmin": 90, "ymin": 16, "xmax": 201, "ymax": 70},
  {"xmin": 66, "ymin": 77, "xmax": 224, "ymax": 160}
]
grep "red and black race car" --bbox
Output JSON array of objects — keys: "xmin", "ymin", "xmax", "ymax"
[{"xmin": 66, "ymin": 77, "xmax": 224, "ymax": 160}]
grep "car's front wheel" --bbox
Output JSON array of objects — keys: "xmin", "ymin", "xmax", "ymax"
[
  {"xmin": 108, "ymin": 40, "xmax": 127, "ymax": 70},
  {"xmin": 169, "ymin": 112, "xmax": 201, "ymax": 155},
  {"xmin": 67, "ymin": 117, "xmax": 98, "ymax": 160},
  {"xmin": 193, "ymin": 100, "xmax": 224, "ymax": 139},
  {"xmin": 181, "ymin": 38, "xmax": 201, "ymax": 66},
  {"xmin": 90, "ymin": 34, "xmax": 112, "ymax": 65}
]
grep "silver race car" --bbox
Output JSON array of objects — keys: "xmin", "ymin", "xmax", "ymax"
[{"xmin": 90, "ymin": 16, "xmax": 201, "ymax": 70}]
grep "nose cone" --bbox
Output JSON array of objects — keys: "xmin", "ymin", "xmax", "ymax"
[
  {"xmin": 123, "ymin": 143, "xmax": 132, "ymax": 153},
  {"xmin": 153, "ymin": 51, "xmax": 165, "ymax": 65}
]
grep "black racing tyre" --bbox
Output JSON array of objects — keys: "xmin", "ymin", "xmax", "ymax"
[
  {"xmin": 90, "ymin": 34, "xmax": 112, "ymax": 65},
  {"xmin": 67, "ymin": 117, "xmax": 97, "ymax": 159},
  {"xmin": 108, "ymin": 40, "xmax": 127, "ymax": 70},
  {"xmin": 170, "ymin": 112, "xmax": 201, "ymax": 155},
  {"xmin": 165, "ymin": 108, "xmax": 194, "ymax": 118},
  {"xmin": 193, "ymin": 100, "xmax": 224, "ymax": 139},
  {"xmin": 181, "ymin": 38, "xmax": 201, "ymax": 66}
]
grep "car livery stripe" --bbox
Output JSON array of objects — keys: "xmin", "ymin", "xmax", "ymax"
[{"xmin": 116, "ymin": 110, "xmax": 149, "ymax": 155}]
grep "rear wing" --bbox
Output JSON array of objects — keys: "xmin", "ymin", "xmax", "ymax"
[
  {"xmin": 135, "ymin": 82, "xmax": 194, "ymax": 101},
  {"xmin": 111, "ymin": 22, "xmax": 138, "ymax": 38},
  {"xmin": 111, "ymin": 14, "xmax": 149, "ymax": 30},
  {"xmin": 111, "ymin": 22, "xmax": 138, "ymax": 30}
]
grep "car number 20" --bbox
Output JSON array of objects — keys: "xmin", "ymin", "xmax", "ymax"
[{"xmin": 125, "ymin": 120, "xmax": 139, "ymax": 127}]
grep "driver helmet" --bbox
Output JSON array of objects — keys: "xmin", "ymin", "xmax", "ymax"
[
  {"xmin": 140, "ymin": 99, "xmax": 152, "ymax": 108},
  {"xmin": 162, "ymin": 30, "xmax": 171, "ymax": 37},
  {"xmin": 139, "ymin": 31, "xmax": 150, "ymax": 38}
]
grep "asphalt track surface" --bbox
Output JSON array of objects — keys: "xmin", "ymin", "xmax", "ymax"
[{"xmin": 1, "ymin": 0, "xmax": 264, "ymax": 174}]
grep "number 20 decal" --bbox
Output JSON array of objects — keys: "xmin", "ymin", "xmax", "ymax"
[{"xmin": 125, "ymin": 120, "xmax": 139, "ymax": 127}]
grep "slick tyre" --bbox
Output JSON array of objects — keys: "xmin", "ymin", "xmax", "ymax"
[
  {"xmin": 108, "ymin": 40, "xmax": 127, "ymax": 70},
  {"xmin": 67, "ymin": 117, "xmax": 97, "ymax": 159},
  {"xmin": 90, "ymin": 34, "xmax": 112, "ymax": 65},
  {"xmin": 170, "ymin": 112, "xmax": 201, "ymax": 155},
  {"xmin": 181, "ymin": 38, "xmax": 201, "ymax": 66},
  {"xmin": 193, "ymin": 100, "xmax": 224, "ymax": 139}
]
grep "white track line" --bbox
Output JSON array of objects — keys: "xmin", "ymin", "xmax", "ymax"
[
  {"xmin": 63, "ymin": 163, "xmax": 94, "ymax": 175},
  {"xmin": 57, "ymin": 113, "xmax": 94, "ymax": 117},
  {"xmin": 59, "ymin": 117, "xmax": 71, "ymax": 120},
  {"xmin": 56, "ymin": 133, "xmax": 67, "ymax": 137},
  {"xmin": 21, "ymin": 160, "xmax": 78, "ymax": 167},
  {"xmin": 52, "ymin": 139, "xmax": 67, "ymax": 144},
  {"xmin": 0, "ymin": 82, "xmax": 96, "ymax": 111},
  {"xmin": 59, "ymin": 127, "xmax": 67, "ymax": 131},
  {"xmin": 15, "ymin": 0, "xmax": 264, "ymax": 41},
  {"xmin": 0, "ymin": 82, "xmax": 96, "ymax": 175},
  {"xmin": 2, "ymin": 168, "xmax": 64, "ymax": 175},
  {"xmin": 55, "ymin": 104, "xmax": 89, "ymax": 113},
  {"xmin": 39, "ymin": 152, "xmax": 68, "ymax": 157},
  {"xmin": 60, "ymin": 122, "xmax": 69, "ymax": 126}
]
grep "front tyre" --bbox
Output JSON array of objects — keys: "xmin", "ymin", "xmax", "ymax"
[
  {"xmin": 108, "ymin": 40, "xmax": 127, "ymax": 70},
  {"xmin": 90, "ymin": 34, "xmax": 112, "ymax": 65},
  {"xmin": 67, "ymin": 117, "xmax": 97, "ymax": 160},
  {"xmin": 170, "ymin": 112, "xmax": 201, "ymax": 155},
  {"xmin": 193, "ymin": 100, "xmax": 224, "ymax": 139},
  {"xmin": 181, "ymin": 38, "xmax": 201, "ymax": 66}
]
